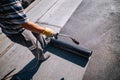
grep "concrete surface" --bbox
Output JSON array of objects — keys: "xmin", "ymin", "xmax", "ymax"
[
  {"xmin": 0, "ymin": 0, "xmax": 86, "ymax": 80},
  {"xmin": 38, "ymin": 0, "xmax": 82, "ymax": 27}
]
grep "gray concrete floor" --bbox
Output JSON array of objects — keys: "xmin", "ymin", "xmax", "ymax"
[{"xmin": 0, "ymin": 0, "xmax": 86, "ymax": 80}]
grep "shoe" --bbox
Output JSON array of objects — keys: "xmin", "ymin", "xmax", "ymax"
[{"xmin": 39, "ymin": 54, "xmax": 50, "ymax": 62}]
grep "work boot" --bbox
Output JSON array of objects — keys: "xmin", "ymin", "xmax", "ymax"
[{"xmin": 39, "ymin": 54, "xmax": 50, "ymax": 61}]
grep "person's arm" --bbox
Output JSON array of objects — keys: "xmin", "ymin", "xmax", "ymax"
[
  {"xmin": 22, "ymin": 21, "xmax": 54, "ymax": 36},
  {"xmin": 3, "ymin": 0, "xmax": 54, "ymax": 36},
  {"xmin": 22, "ymin": 21, "xmax": 45, "ymax": 34}
]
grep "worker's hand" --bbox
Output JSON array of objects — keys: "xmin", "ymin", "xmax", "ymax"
[{"xmin": 42, "ymin": 28, "xmax": 54, "ymax": 37}]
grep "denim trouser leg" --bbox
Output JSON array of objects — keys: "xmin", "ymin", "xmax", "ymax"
[{"xmin": 6, "ymin": 30, "xmax": 43, "ymax": 59}]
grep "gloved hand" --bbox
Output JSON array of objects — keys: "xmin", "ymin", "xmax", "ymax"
[{"xmin": 42, "ymin": 28, "xmax": 54, "ymax": 37}]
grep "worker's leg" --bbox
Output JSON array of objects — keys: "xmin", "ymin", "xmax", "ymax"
[
  {"xmin": 32, "ymin": 33, "xmax": 47, "ymax": 50},
  {"xmin": 6, "ymin": 30, "xmax": 50, "ymax": 60}
]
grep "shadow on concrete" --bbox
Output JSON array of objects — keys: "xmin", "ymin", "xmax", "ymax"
[
  {"xmin": 45, "ymin": 45, "xmax": 89, "ymax": 67},
  {"xmin": 10, "ymin": 58, "xmax": 43, "ymax": 80}
]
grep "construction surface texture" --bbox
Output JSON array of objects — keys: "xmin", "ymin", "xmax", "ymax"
[{"xmin": 0, "ymin": 0, "xmax": 120, "ymax": 80}]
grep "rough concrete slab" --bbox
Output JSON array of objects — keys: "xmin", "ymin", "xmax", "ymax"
[
  {"xmin": 0, "ymin": 0, "xmax": 89, "ymax": 80},
  {"xmin": 0, "ymin": 44, "xmax": 34, "ymax": 80},
  {"xmin": 26, "ymin": 0, "xmax": 59, "ymax": 22},
  {"xmin": 32, "ymin": 49, "xmax": 89, "ymax": 80},
  {"xmin": 0, "ymin": 33, "xmax": 14, "ymax": 58},
  {"xmin": 0, "ymin": 37, "xmax": 14, "ymax": 57},
  {"xmin": 36, "ymin": 22, "xmax": 61, "ymax": 33},
  {"xmin": 0, "ymin": 39, "xmax": 89, "ymax": 80},
  {"xmin": 25, "ymin": 0, "xmax": 42, "ymax": 12},
  {"xmin": 0, "ymin": 3, "xmax": 90, "ymax": 78},
  {"xmin": 38, "ymin": 0, "xmax": 83, "ymax": 28}
]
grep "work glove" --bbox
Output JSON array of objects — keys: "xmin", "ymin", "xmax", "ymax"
[{"xmin": 42, "ymin": 28, "xmax": 54, "ymax": 37}]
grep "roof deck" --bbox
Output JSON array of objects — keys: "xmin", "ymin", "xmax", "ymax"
[{"xmin": 0, "ymin": 0, "xmax": 120, "ymax": 80}]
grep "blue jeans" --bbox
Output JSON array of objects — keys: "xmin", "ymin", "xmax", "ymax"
[{"xmin": 6, "ymin": 30, "xmax": 45, "ymax": 59}]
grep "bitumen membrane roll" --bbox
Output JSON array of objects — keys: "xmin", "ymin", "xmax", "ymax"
[{"xmin": 49, "ymin": 38, "xmax": 92, "ymax": 59}]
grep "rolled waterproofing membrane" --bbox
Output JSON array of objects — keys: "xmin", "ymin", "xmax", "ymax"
[{"xmin": 49, "ymin": 38, "xmax": 92, "ymax": 59}]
